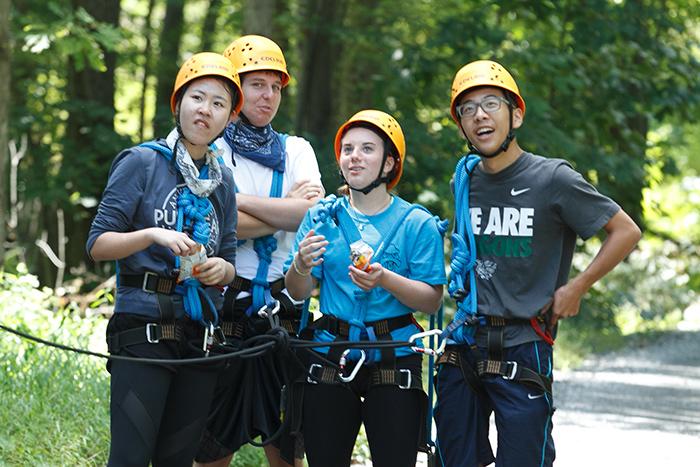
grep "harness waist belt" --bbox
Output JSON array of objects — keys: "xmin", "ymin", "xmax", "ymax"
[
  {"xmin": 311, "ymin": 313, "xmax": 414, "ymax": 338},
  {"xmin": 307, "ymin": 363, "xmax": 421, "ymax": 390},
  {"xmin": 229, "ymin": 276, "xmax": 286, "ymax": 295},
  {"xmin": 479, "ymin": 315, "xmax": 533, "ymax": 327},
  {"xmin": 121, "ymin": 272, "xmax": 177, "ymax": 295},
  {"xmin": 107, "ymin": 323, "xmax": 182, "ymax": 353},
  {"xmin": 437, "ymin": 347, "xmax": 553, "ymax": 396},
  {"xmin": 221, "ymin": 316, "xmax": 300, "ymax": 338}
]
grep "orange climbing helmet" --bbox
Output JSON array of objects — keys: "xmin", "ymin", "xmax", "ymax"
[
  {"xmin": 170, "ymin": 52, "xmax": 243, "ymax": 115},
  {"xmin": 223, "ymin": 35, "xmax": 291, "ymax": 87},
  {"xmin": 334, "ymin": 110, "xmax": 406, "ymax": 190},
  {"xmin": 450, "ymin": 60, "xmax": 525, "ymax": 123}
]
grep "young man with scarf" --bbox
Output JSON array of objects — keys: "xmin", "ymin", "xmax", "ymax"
[{"xmin": 194, "ymin": 35, "xmax": 324, "ymax": 467}]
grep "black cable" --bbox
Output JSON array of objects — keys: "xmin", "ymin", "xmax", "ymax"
[
  {"xmin": 0, "ymin": 323, "xmax": 277, "ymax": 366},
  {"xmin": 0, "ymin": 322, "xmax": 420, "ymax": 366}
]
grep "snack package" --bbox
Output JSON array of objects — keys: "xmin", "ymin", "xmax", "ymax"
[
  {"xmin": 350, "ymin": 240, "xmax": 374, "ymax": 271},
  {"xmin": 178, "ymin": 244, "xmax": 208, "ymax": 282}
]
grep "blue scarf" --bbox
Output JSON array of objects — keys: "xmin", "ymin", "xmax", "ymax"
[{"xmin": 224, "ymin": 119, "xmax": 285, "ymax": 172}]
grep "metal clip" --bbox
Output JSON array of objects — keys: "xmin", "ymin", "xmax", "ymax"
[
  {"xmin": 502, "ymin": 361, "xmax": 518, "ymax": 380},
  {"xmin": 398, "ymin": 368, "xmax": 412, "ymax": 389},
  {"xmin": 141, "ymin": 271, "xmax": 157, "ymax": 293},
  {"xmin": 409, "ymin": 328, "xmax": 442, "ymax": 357},
  {"xmin": 338, "ymin": 349, "xmax": 366, "ymax": 383},
  {"xmin": 145, "ymin": 323, "xmax": 160, "ymax": 343},
  {"xmin": 258, "ymin": 300, "xmax": 281, "ymax": 328},
  {"xmin": 436, "ymin": 337, "xmax": 448, "ymax": 356},
  {"xmin": 203, "ymin": 322, "xmax": 215, "ymax": 357},
  {"xmin": 307, "ymin": 363, "xmax": 322, "ymax": 384}
]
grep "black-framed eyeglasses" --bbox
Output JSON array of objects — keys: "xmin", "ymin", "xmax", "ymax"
[{"xmin": 455, "ymin": 95, "xmax": 511, "ymax": 118}]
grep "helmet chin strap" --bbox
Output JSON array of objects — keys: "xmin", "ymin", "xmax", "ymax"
[
  {"xmin": 340, "ymin": 150, "xmax": 392, "ymax": 195},
  {"xmin": 461, "ymin": 105, "xmax": 515, "ymax": 159}
]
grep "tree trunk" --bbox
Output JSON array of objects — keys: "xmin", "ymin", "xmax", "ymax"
[
  {"xmin": 0, "ymin": 0, "xmax": 10, "ymax": 266},
  {"xmin": 243, "ymin": 0, "xmax": 276, "ymax": 37},
  {"xmin": 295, "ymin": 0, "xmax": 346, "ymax": 143},
  {"xmin": 65, "ymin": 0, "xmax": 120, "ymax": 175},
  {"xmin": 200, "ymin": 0, "xmax": 223, "ymax": 51},
  {"xmin": 61, "ymin": 0, "xmax": 121, "ymax": 283},
  {"xmin": 139, "ymin": 0, "xmax": 157, "ymax": 141},
  {"xmin": 153, "ymin": 0, "xmax": 186, "ymax": 136}
]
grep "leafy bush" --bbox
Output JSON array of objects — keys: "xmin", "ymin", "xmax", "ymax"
[
  {"xmin": 0, "ymin": 268, "xmax": 272, "ymax": 466},
  {"xmin": 0, "ymin": 267, "xmax": 110, "ymax": 465}
]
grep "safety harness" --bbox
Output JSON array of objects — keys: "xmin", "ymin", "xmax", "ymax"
[
  {"xmin": 297, "ymin": 194, "xmax": 448, "ymax": 388},
  {"xmin": 108, "ymin": 141, "xmax": 221, "ymax": 353},
  {"xmin": 219, "ymin": 133, "xmax": 304, "ymax": 341},
  {"xmin": 437, "ymin": 154, "xmax": 553, "ymax": 397}
]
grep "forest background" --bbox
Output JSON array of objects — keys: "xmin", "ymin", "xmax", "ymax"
[{"xmin": 1, "ymin": 0, "xmax": 699, "ymax": 465}]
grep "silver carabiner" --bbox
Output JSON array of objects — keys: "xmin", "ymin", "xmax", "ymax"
[
  {"xmin": 408, "ymin": 329, "xmax": 442, "ymax": 356},
  {"xmin": 338, "ymin": 349, "xmax": 366, "ymax": 383},
  {"xmin": 258, "ymin": 300, "xmax": 281, "ymax": 328},
  {"xmin": 203, "ymin": 321, "xmax": 215, "ymax": 357}
]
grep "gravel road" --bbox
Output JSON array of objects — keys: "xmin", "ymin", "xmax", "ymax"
[{"xmin": 553, "ymin": 329, "xmax": 700, "ymax": 466}]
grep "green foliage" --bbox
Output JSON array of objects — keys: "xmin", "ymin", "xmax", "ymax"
[{"xmin": 0, "ymin": 268, "xmax": 110, "ymax": 465}]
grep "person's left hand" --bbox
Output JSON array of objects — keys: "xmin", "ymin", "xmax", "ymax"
[
  {"xmin": 194, "ymin": 257, "xmax": 228, "ymax": 286},
  {"xmin": 348, "ymin": 262, "xmax": 384, "ymax": 291}
]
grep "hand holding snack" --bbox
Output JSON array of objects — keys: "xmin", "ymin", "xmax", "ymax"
[
  {"xmin": 178, "ymin": 244, "xmax": 208, "ymax": 282},
  {"xmin": 350, "ymin": 240, "xmax": 374, "ymax": 272}
]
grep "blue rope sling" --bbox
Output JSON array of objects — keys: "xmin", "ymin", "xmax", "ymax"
[
  {"xmin": 239, "ymin": 133, "xmax": 288, "ymax": 316},
  {"xmin": 140, "ymin": 141, "xmax": 220, "ymax": 327},
  {"xmin": 442, "ymin": 154, "xmax": 482, "ymax": 346}
]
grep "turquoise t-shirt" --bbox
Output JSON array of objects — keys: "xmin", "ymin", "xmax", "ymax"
[{"xmin": 286, "ymin": 195, "xmax": 446, "ymax": 358}]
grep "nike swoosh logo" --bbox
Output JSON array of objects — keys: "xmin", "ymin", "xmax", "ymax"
[
  {"xmin": 511, "ymin": 188, "xmax": 531, "ymax": 196},
  {"xmin": 527, "ymin": 393, "xmax": 544, "ymax": 399}
]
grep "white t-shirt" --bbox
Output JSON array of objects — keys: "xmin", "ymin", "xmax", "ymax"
[{"xmin": 215, "ymin": 134, "xmax": 323, "ymax": 289}]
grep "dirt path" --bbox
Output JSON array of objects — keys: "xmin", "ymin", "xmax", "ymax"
[{"xmin": 553, "ymin": 330, "xmax": 700, "ymax": 466}]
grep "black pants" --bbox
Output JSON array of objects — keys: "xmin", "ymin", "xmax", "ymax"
[
  {"xmin": 107, "ymin": 314, "xmax": 219, "ymax": 467},
  {"xmin": 195, "ymin": 296, "xmax": 305, "ymax": 464},
  {"xmin": 302, "ymin": 354, "xmax": 424, "ymax": 467}
]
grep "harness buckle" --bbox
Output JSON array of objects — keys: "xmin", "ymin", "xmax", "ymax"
[
  {"xmin": 145, "ymin": 323, "xmax": 160, "ymax": 344},
  {"xmin": 398, "ymin": 368, "xmax": 412, "ymax": 389},
  {"xmin": 452, "ymin": 288, "xmax": 467, "ymax": 300},
  {"xmin": 307, "ymin": 364, "xmax": 322, "ymax": 384},
  {"xmin": 142, "ymin": 271, "xmax": 157, "ymax": 293},
  {"xmin": 502, "ymin": 361, "xmax": 518, "ymax": 380}
]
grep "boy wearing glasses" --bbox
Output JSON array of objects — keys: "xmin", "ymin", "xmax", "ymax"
[{"xmin": 434, "ymin": 60, "xmax": 641, "ymax": 467}]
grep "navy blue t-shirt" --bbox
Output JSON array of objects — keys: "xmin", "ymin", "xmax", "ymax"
[{"xmin": 87, "ymin": 140, "xmax": 237, "ymax": 318}]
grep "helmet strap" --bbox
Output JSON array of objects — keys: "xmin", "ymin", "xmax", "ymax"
[{"xmin": 341, "ymin": 148, "xmax": 392, "ymax": 195}]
